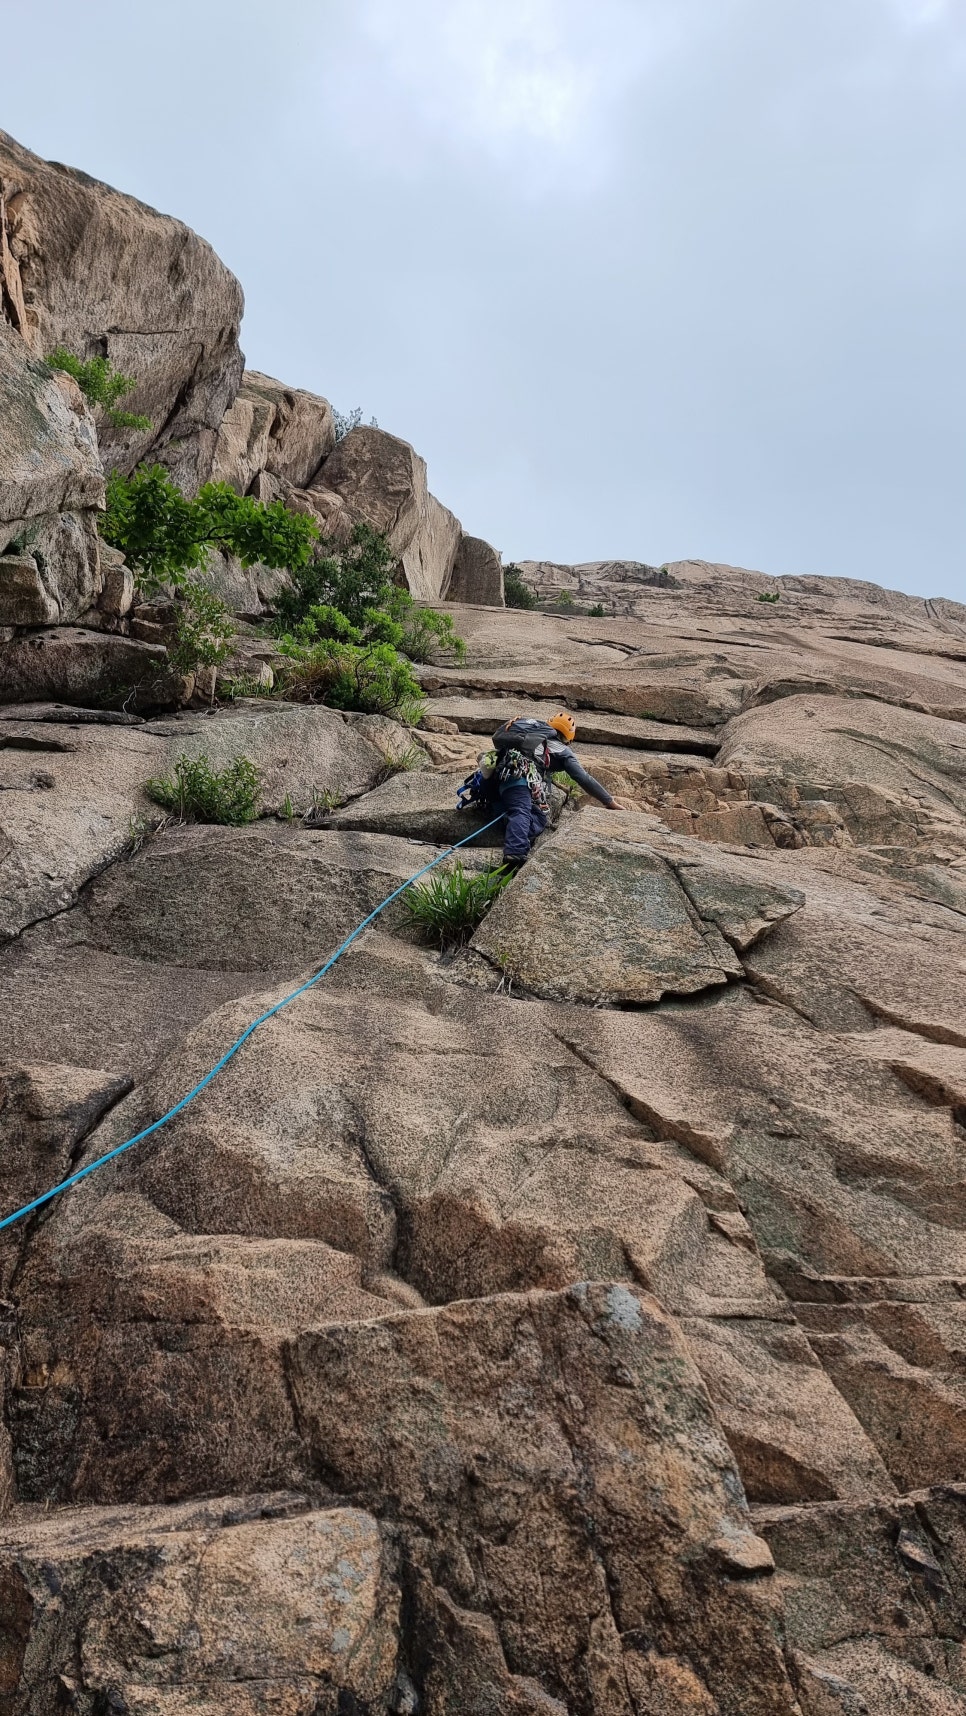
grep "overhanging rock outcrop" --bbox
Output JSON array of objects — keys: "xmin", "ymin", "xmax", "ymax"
[{"xmin": 0, "ymin": 127, "xmax": 243, "ymax": 493}]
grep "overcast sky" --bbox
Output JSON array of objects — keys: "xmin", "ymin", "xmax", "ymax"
[{"xmin": 4, "ymin": 0, "xmax": 964, "ymax": 599}]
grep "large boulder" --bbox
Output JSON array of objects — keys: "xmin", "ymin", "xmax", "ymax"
[
  {"xmin": 304, "ymin": 428, "xmax": 463, "ymax": 600},
  {"xmin": 0, "ymin": 626, "xmax": 177, "ymax": 710},
  {"xmin": 0, "ymin": 320, "xmax": 105, "ymax": 626},
  {"xmin": 306, "ymin": 424, "xmax": 427, "ymax": 557},
  {"xmin": 447, "ymin": 532, "xmax": 505, "ymax": 606},
  {"xmin": 0, "ymin": 127, "xmax": 243, "ymax": 492},
  {"xmin": 209, "ymin": 367, "xmax": 335, "ymax": 494},
  {"xmin": 400, "ymin": 491, "xmax": 461, "ymax": 603}
]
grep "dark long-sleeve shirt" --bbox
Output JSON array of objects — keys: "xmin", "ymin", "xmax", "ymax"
[{"xmin": 542, "ymin": 738, "xmax": 615, "ymax": 807}]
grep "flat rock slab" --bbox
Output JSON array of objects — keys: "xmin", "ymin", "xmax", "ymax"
[
  {"xmin": 422, "ymin": 693, "xmax": 721, "ymax": 753},
  {"xmin": 0, "ymin": 933, "xmax": 263, "ymax": 1079},
  {"xmin": 471, "ymin": 811, "xmax": 802, "ymax": 1004},
  {"xmin": 79, "ymin": 822, "xmax": 494, "ymax": 971},
  {"xmin": 0, "ymin": 704, "xmax": 383, "ymax": 941},
  {"xmin": 718, "ymin": 693, "xmax": 966, "ymax": 829},
  {"xmin": 0, "ymin": 1496, "xmax": 400, "ymax": 1712},
  {"xmin": 328, "ymin": 766, "xmax": 506, "ymax": 846}
]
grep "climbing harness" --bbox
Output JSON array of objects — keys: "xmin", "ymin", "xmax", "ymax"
[{"xmin": 0, "ymin": 814, "xmax": 506, "ymax": 1235}]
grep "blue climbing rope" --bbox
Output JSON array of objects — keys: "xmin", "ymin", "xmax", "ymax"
[{"xmin": 0, "ymin": 814, "xmax": 505, "ymax": 1234}]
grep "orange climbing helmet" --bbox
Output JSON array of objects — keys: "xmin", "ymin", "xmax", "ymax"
[{"xmin": 548, "ymin": 711, "xmax": 577, "ymax": 743}]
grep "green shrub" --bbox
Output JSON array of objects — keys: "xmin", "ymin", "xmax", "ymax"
[
  {"xmin": 588, "ymin": 603, "xmax": 606, "ymax": 617},
  {"xmin": 273, "ymin": 524, "xmax": 396, "ymax": 632},
  {"xmin": 504, "ymin": 566, "xmax": 539, "ymax": 610},
  {"xmin": 271, "ymin": 522, "xmax": 461, "ymax": 717},
  {"xmin": 102, "ymin": 465, "xmax": 318, "ymax": 591},
  {"xmin": 399, "ymin": 604, "xmax": 466, "ymax": 663},
  {"xmin": 333, "ymin": 407, "xmax": 378, "ymax": 441},
  {"xmin": 275, "ymin": 637, "xmax": 425, "ymax": 723},
  {"xmin": 145, "ymin": 752, "xmax": 260, "ymax": 825},
  {"xmin": 403, "ymin": 859, "xmax": 511, "ymax": 948},
  {"xmin": 756, "ymin": 590, "xmax": 781, "ymax": 604},
  {"xmin": 46, "ymin": 347, "xmax": 152, "ymax": 430},
  {"xmin": 170, "ymin": 583, "xmax": 236, "ymax": 676}
]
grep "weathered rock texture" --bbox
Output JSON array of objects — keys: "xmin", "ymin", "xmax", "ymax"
[
  {"xmin": 0, "ymin": 319, "xmax": 104, "ymax": 627},
  {"xmin": 447, "ymin": 532, "xmax": 505, "ymax": 606},
  {"xmin": 0, "ymin": 127, "xmax": 243, "ymax": 492},
  {"xmin": 9, "ymin": 131, "xmax": 966, "ymax": 1716}
]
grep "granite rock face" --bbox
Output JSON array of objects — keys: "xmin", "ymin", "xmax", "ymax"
[
  {"xmin": 0, "ymin": 319, "xmax": 104, "ymax": 627},
  {"xmin": 0, "ymin": 127, "xmax": 243, "ymax": 492},
  {"xmin": 210, "ymin": 368, "xmax": 336, "ymax": 495},
  {"xmin": 9, "ymin": 129, "xmax": 966, "ymax": 1716},
  {"xmin": 447, "ymin": 531, "xmax": 505, "ymax": 605},
  {"xmin": 0, "ymin": 1495, "xmax": 401, "ymax": 1714}
]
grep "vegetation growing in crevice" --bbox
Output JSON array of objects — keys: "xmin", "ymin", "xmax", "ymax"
[
  {"xmin": 46, "ymin": 348, "xmax": 153, "ymax": 430},
  {"xmin": 145, "ymin": 752, "xmax": 260, "ymax": 825},
  {"xmin": 332, "ymin": 407, "xmax": 379, "ymax": 441},
  {"xmin": 271, "ymin": 522, "xmax": 464, "ymax": 721},
  {"xmin": 402, "ymin": 860, "xmax": 512, "ymax": 948},
  {"xmin": 372, "ymin": 744, "xmax": 426, "ymax": 787}
]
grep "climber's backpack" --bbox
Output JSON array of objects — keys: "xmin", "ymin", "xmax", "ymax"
[{"xmin": 492, "ymin": 718, "xmax": 557, "ymax": 776}]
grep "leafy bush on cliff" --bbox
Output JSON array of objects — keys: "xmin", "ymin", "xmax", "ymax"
[
  {"xmin": 46, "ymin": 347, "xmax": 152, "ymax": 431},
  {"xmin": 145, "ymin": 752, "xmax": 260, "ymax": 825},
  {"xmin": 273, "ymin": 523, "xmax": 464, "ymax": 660},
  {"xmin": 273, "ymin": 523, "xmax": 397, "ymax": 632},
  {"xmin": 275, "ymin": 637, "xmax": 425, "ymax": 724},
  {"xmin": 271, "ymin": 522, "xmax": 463, "ymax": 719},
  {"xmin": 403, "ymin": 860, "xmax": 511, "ymax": 948},
  {"xmin": 102, "ymin": 464, "xmax": 320, "ymax": 679},
  {"xmin": 504, "ymin": 566, "xmax": 539, "ymax": 609},
  {"xmin": 102, "ymin": 466, "xmax": 318, "ymax": 589},
  {"xmin": 399, "ymin": 604, "xmax": 466, "ymax": 664},
  {"xmin": 169, "ymin": 584, "xmax": 236, "ymax": 677}
]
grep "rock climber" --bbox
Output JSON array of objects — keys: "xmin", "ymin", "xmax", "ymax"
[{"xmin": 481, "ymin": 711, "xmax": 626, "ymax": 870}]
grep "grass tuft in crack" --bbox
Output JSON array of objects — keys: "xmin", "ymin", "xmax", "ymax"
[
  {"xmin": 403, "ymin": 860, "xmax": 512, "ymax": 949},
  {"xmin": 145, "ymin": 753, "xmax": 260, "ymax": 825}
]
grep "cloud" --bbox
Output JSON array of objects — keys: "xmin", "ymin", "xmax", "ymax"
[
  {"xmin": 321, "ymin": 0, "xmax": 688, "ymax": 188},
  {"xmin": 886, "ymin": 0, "xmax": 954, "ymax": 25}
]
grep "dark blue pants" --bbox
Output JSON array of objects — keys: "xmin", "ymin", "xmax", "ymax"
[{"xmin": 499, "ymin": 779, "xmax": 549, "ymax": 861}]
